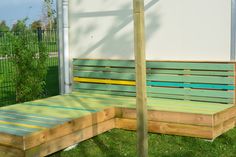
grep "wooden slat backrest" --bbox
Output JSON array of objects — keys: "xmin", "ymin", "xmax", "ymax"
[
  {"xmin": 73, "ymin": 59, "xmax": 136, "ymax": 97},
  {"xmin": 73, "ymin": 59, "xmax": 235, "ymax": 104}
]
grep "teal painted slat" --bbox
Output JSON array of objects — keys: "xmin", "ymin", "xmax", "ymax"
[
  {"xmin": 147, "ymin": 81, "xmax": 235, "ymax": 90},
  {"xmin": 73, "ymin": 59, "xmax": 135, "ymax": 67},
  {"xmin": 147, "ymin": 61, "xmax": 234, "ymax": 70},
  {"xmin": 73, "ymin": 71, "xmax": 135, "ymax": 80},
  {"xmin": 23, "ymin": 102, "xmax": 99, "ymax": 112},
  {"xmin": 147, "ymin": 87, "xmax": 234, "ymax": 98},
  {"xmin": 147, "ymin": 74, "xmax": 234, "ymax": 84},
  {"xmin": 73, "ymin": 83, "xmax": 136, "ymax": 92}
]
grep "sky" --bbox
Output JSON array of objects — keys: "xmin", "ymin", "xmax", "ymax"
[{"xmin": 0, "ymin": 0, "xmax": 56, "ymax": 26}]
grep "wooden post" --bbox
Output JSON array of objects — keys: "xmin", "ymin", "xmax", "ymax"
[{"xmin": 133, "ymin": 0, "xmax": 148, "ymax": 157}]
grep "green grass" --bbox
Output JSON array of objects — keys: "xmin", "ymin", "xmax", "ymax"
[{"xmin": 48, "ymin": 128, "xmax": 236, "ymax": 157}]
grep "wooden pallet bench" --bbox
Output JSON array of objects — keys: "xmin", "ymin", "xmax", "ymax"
[{"xmin": 0, "ymin": 59, "xmax": 236, "ymax": 156}]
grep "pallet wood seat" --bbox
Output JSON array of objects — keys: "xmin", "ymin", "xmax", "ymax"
[{"xmin": 0, "ymin": 59, "xmax": 236, "ymax": 156}]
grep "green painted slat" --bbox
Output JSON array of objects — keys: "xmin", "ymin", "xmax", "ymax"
[
  {"xmin": 147, "ymin": 62, "xmax": 234, "ymax": 70},
  {"xmin": 147, "ymin": 74, "xmax": 234, "ymax": 84},
  {"xmin": 74, "ymin": 83, "xmax": 233, "ymax": 99},
  {"xmin": 147, "ymin": 87, "xmax": 234, "ymax": 98},
  {"xmin": 71, "ymin": 92, "xmax": 232, "ymax": 114},
  {"xmin": 148, "ymin": 93, "xmax": 233, "ymax": 104},
  {"xmin": 0, "ymin": 110, "xmax": 70, "ymax": 122},
  {"xmin": 148, "ymin": 69, "xmax": 234, "ymax": 76},
  {"xmin": 73, "ymin": 89, "xmax": 136, "ymax": 97},
  {"xmin": 0, "ymin": 116, "xmax": 53, "ymax": 128},
  {"xmin": 0, "ymin": 111, "xmax": 67, "ymax": 124},
  {"xmin": 73, "ymin": 83, "xmax": 136, "ymax": 92},
  {"xmin": 75, "ymin": 88, "xmax": 232, "ymax": 104},
  {"xmin": 67, "ymin": 92, "xmax": 222, "ymax": 111},
  {"xmin": 73, "ymin": 67, "xmax": 135, "ymax": 73},
  {"xmin": 23, "ymin": 102, "xmax": 99, "ymax": 112},
  {"xmin": 73, "ymin": 59, "xmax": 135, "ymax": 67},
  {"xmin": 0, "ymin": 123, "xmax": 40, "ymax": 134},
  {"xmin": 2, "ymin": 105, "xmax": 92, "ymax": 119},
  {"xmin": 73, "ymin": 71, "xmax": 135, "ymax": 80}
]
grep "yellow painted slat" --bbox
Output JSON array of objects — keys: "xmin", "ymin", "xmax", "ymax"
[
  {"xmin": 74, "ymin": 77, "xmax": 136, "ymax": 86},
  {"xmin": 0, "ymin": 120, "xmax": 45, "ymax": 130}
]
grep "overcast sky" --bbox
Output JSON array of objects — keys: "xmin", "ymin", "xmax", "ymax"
[{"xmin": 0, "ymin": 0, "xmax": 56, "ymax": 26}]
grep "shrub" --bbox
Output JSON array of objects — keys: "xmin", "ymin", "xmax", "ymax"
[{"xmin": 10, "ymin": 30, "xmax": 48, "ymax": 102}]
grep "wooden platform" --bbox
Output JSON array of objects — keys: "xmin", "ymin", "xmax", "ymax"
[{"xmin": 0, "ymin": 92, "xmax": 235, "ymax": 157}]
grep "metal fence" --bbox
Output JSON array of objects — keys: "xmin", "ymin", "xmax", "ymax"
[{"xmin": 0, "ymin": 29, "xmax": 59, "ymax": 106}]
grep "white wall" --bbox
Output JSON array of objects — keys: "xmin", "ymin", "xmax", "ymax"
[{"xmin": 69, "ymin": 0, "xmax": 231, "ymax": 61}]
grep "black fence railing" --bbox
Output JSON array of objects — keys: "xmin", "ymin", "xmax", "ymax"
[{"xmin": 0, "ymin": 29, "xmax": 59, "ymax": 106}]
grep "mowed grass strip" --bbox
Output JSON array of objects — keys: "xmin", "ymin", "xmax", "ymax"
[{"xmin": 49, "ymin": 128, "xmax": 236, "ymax": 157}]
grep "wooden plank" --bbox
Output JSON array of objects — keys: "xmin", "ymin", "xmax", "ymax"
[
  {"xmin": 147, "ymin": 74, "xmax": 234, "ymax": 84},
  {"xmin": 0, "ymin": 145, "xmax": 24, "ymax": 157},
  {"xmin": 0, "ymin": 116, "xmax": 54, "ymax": 128},
  {"xmin": 0, "ymin": 120, "xmax": 45, "ymax": 130},
  {"xmin": 73, "ymin": 67, "xmax": 135, "ymax": 73},
  {"xmin": 0, "ymin": 124, "xmax": 38, "ymax": 136},
  {"xmin": 147, "ymin": 60, "xmax": 236, "ymax": 63},
  {"xmin": 74, "ymin": 90, "xmax": 232, "ymax": 105},
  {"xmin": 118, "ymin": 108, "xmax": 213, "ymax": 126},
  {"xmin": 115, "ymin": 118, "xmax": 213, "ymax": 139},
  {"xmin": 213, "ymin": 117, "xmax": 236, "ymax": 139},
  {"xmin": 23, "ymin": 107, "xmax": 116, "ymax": 149},
  {"xmin": 148, "ymin": 81, "xmax": 234, "ymax": 90},
  {"xmin": 74, "ymin": 83, "xmax": 136, "ymax": 92},
  {"xmin": 213, "ymin": 106, "xmax": 236, "ymax": 125},
  {"xmin": 25, "ymin": 119, "xmax": 115, "ymax": 157},
  {"xmin": 71, "ymin": 92, "xmax": 233, "ymax": 114},
  {"xmin": 234, "ymin": 62, "xmax": 236, "ymax": 105},
  {"xmin": 146, "ymin": 62, "xmax": 235, "ymax": 71},
  {"xmin": 74, "ymin": 77, "xmax": 234, "ymax": 90},
  {"xmin": 133, "ymin": 0, "xmax": 148, "ymax": 156},
  {"xmin": 0, "ymin": 110, "xmax": 69, "ymax": 122},
  {"xmin": 74, "ymin": 71, "xmax": 135, "ymax": 80},
  {"xmin": 148, "ymin": 69, "xmax": 234, "ymax": 76},
  {"xmin": 73, "ymin": 59, "xmax": 135, "ymax": 67},
  {"xmin": 147, "ymin": 87, "xmax": 234, "ymax": 99},
  {"xmin": 0, "ymin": 111, "xmax": 66, "ymax": 125},
  {"xmin": 148, "ymin": 93, "xmax": 233, "ymax": 104},
  {"xmin": 0, "ymin": 133, "xmax": 23, "ymax": 150},
  {"xmin": 74, "ymin": 77, "xmax": 136, "ymax": 85},
  {"xmin": 22, "ymin": 102, "xmax": 99, "ymax": 112},
  {"xmin": 73, "ymin": 89, "xmax": 136, "ymax": 97}
]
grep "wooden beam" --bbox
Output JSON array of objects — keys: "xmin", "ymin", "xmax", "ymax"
[{"xmin": 133, "ymin": 0, "xmax": 148, "ymax": 157}]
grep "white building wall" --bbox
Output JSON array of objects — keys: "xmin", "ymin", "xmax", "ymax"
[{"xmin": 69, "ymin": 0, "xmax": 231, "ymax": 61}]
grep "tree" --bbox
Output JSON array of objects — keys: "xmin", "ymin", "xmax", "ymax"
[
  {"xmin": 31, "ymin": 20, "xmax": 42, "ymax": 30},
  {"xmin": 42, "ymin": 0, "xmax": 56, "ymax": 30},
  {"xmin": 11, "ymin": 18, "xmax": 28, "ymax": 32},
  {"xmin": 0, "ymin": 21, "xmax": 10, "ymax": 32}
]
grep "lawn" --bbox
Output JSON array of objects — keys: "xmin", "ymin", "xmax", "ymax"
[{"xmin": 48, "ymin": 128, "xmax": 236, "ymax": 157}]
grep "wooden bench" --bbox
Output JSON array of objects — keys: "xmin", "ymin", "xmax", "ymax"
[
  {"xmin": 0, "ymin": 59, "xmax": 236, "ymax": 156},
  {"xmin": 73, "ymin": 59, "xmax": 236, "ymax": 139}
]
